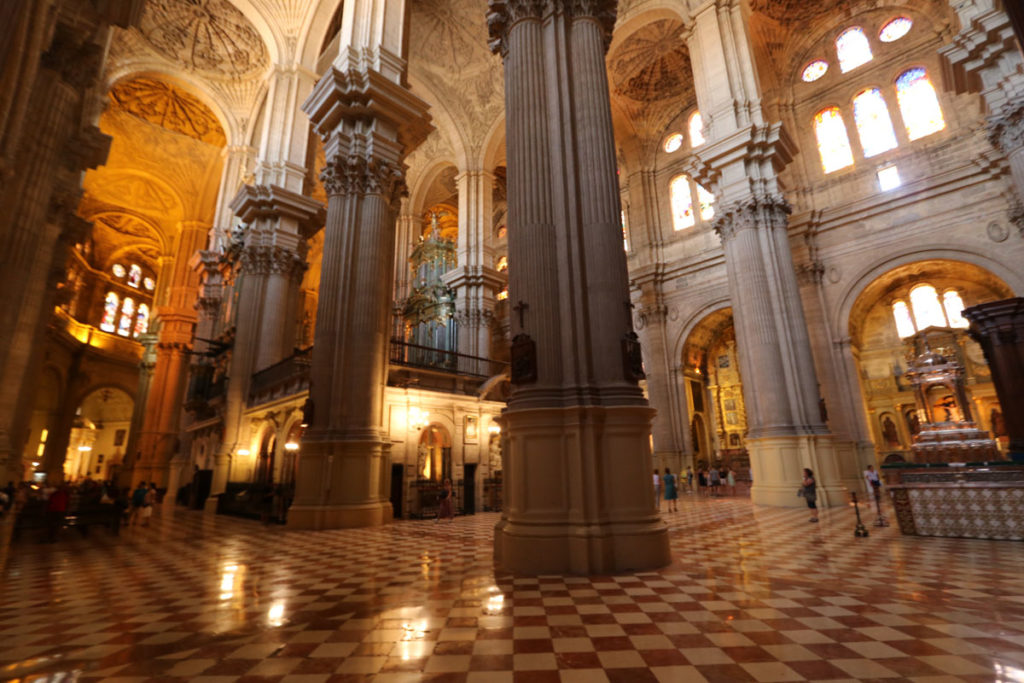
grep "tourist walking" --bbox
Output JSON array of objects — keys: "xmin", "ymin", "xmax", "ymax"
[
  {"xmin": 436, "ymin": 477, "xmax": 455, "ymax": 522},
  {"xmin": 662, "ymin": 468, "xmax": 678, "ymax": 512},
  {"xmin": 129, "ymin": 481, "xmax": 147, "ymax": 527},
  {"xmin": 697, "ymin": 468, "xmax": 707, "ymax": 497},
  {"xmin": 726, "ymin": 467, "xmax": 736, "ymax": 496},
  {"xmin": 685, "ymin": 467, "xmax": 694, "ymax": 493},
  {"xmin": 863, "ymin": 464, "xmax": 881, "ymax": 502},
  {"xmin": 142, "ymin": 483, "xmax": 157, "ymax": 527},
  {"xmin": 801, "ymin": 468, "xmax": 818, "ymax": 522},
  {"xmin": 652, "ymin": 469, "xmax": 662, "ymax": 510},
  {"xmin": 709, "ymin": 467, "xmax": 721, "ymax": 497}
]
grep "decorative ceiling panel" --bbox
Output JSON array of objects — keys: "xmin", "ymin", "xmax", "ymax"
[{"xmin": 109, "ymin": 77, "xmax": 226, "ymax": 146}]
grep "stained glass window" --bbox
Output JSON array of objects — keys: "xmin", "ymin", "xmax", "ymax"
[
  {"xmin": 943, "ymin": 290, "xmax": 969, "ymax": 328},
  {"xmin": 670, "ymin": 175, "xmax": 695, "ymax": 230},
  {"xmin": 496, "ymin": 287, "xmax": 508, "ymax": 301},
  {"xmin": 621, "ymin": 210, "xmax": 629, "ymax": 251},
  {"xmin": 853, "ymin": 88, "xmax": 898, "ymax": 157},
  {"xmin": 801, "ymin": 60, "xmax": 829, "ymax": 82},
  {"xmin": 814, "ymin": 107, "xmax": 855, "ymax": 173},
  {"xmin": 112, "ymin": 264, "xmax": 126, "ymax": 278},
  {"xmin": 836, "ymin": 27, "xmax": 873, "ymax": 73},
  {"xmin": 118, "ymin": 297, "xmax": 135, "ymax": 337},
  {"xmin": 663, "ymin": 133, "xmax": 683, "ymax": 153},
  {"xmin": 879, "ymin": 17, "xmax": 912, "ymax": 42},
  {"xmin": 496, "ymin": 225, "xmax": 507, "ymax": 239},
  {"xmin": 892, "ymin": 301, "xmax": 916, "ymax": 338},
  {"xmin": 127, "ymin": 264, "xmax": 142, "ymax": 288},
  {"xmin": 134, "ymin": 303, "xmax": 150, "ymax": 337},
  {"xmin": 143, "ymin": 277, "xmax": 155, "ymax": 291},
  {"xmin": 909, "ymin": 284, "xmax": 946, "ymax": 330},
  {"xmin": 100, "ymin": 292, "xmax": 119, "ymax": 333},
  {"xmin": 496, "ymin": 256, "xmax": 508, "ymax": 272},
  {"xmin": 877, "ymin": 165, "xmax": 902, "ymax": 191},
  {"xmin": 697, "ymin": 184, "xmax": 715, "ymax": 221},
  {"xmin": 896, "ymin": 68, "xmax": 945, "ymax": 140},
  {"xmin": 689, "ymin": 112, "xmax": 705, "ymax": 147}
]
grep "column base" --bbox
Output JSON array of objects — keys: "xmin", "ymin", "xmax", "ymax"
[
  {"xmin": 286, "ymin": 437, "xmax": 392, "ymax": 530},
  {"xmin": 748, "ymin": 434, "xmax": 860, "ymax": 508},
  {"xmin": 494, "ymin": 404, "xmax": 671, "ymax": 575}
]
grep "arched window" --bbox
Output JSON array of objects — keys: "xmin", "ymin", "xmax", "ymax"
[
  {"xmin": 670, "ymin": 175, "xmax": 695, "ymax": 230},
  {"xmin": 892, "ymin": 300, "xmax": 916, "ymax": 338},
  {"xmin": 909, "ymin": 285, "xmax": 946, "ymax": 330},
  {"xmin": 134, "ymin": 303, "xmax": 150, "ymax": 338},
  {"xmin": 814, "ymin": 107, "xmax": 855, "ymax": 173},
  {"xmin": 696, "ymin": 184, "xmax": 716, "ymax": 221},
  {"xmin": 100, "ymin": 292, "xmax": 119, "ymax": 333},
  {"xmin": 853, "ymin": 88, "xmax": 898, "ymax": 157},
  {"xmin": 942, "ymin": 290, "xmax": 969, "ymax": 328},
  {"xmin": 127, "ymin": 264, "xmax": 142, "ymax": 288},
  {"xmin": 836, "ymin": 27, "xmax": 873, "ymax": 73},
  {"xmin": 895, "ymin": 68, "xmax": 945, "ymax": 141},
  {"xmin": 495, "ymin": 255, "xmax": 508, "ymax": 272},
  {"xmin": 688, "ymin": 112, "xmax": 705, "ymax": 147},
  {"xmin": 663, "ymin": 133, "xmax": 683, "ymax": 153},
  {"xmin": 118, "ymin": 297, "xmax": 136, "ymax": 337},
  {"xmin": 879, "ymin": 17, "xmax": 912, "ymax": 42},
  {"xmin": 801, "ymin": 60, "xmax": 829, "ymax": 83}
]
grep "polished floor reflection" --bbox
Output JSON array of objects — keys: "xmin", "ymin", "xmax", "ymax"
[{"xmin": 3, "ymin": 495, "xmax": 1024, "ymax": 682}]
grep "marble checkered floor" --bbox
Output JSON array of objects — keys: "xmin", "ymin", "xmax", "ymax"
[{"xmin": 3, "ymin": 496, "xmax": 1024, "ymax": 682}]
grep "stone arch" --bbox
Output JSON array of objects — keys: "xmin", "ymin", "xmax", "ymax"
[
  {"xmin": 833, "ymin": 248, "xmax": 1022, "ymax": 341},
  {"xmin": 298, "ymin": 0, "xmax": 347, "ymax": 70},
  {"xmin": 65, "ymin": 386, "xmax": 136, "ymax": 482},
  {"xmin": 480, "ymin": 114, "xmax": 506, "ymax": 172},
  {"xmin": 672, "ymin": 299, "xmax": 732, "ymax": 367}
]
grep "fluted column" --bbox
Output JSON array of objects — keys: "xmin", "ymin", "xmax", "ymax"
[
  {"xmin": 288, "ymin": 64, "xmax": 431, "ymax": 529},
  {"xmin": 443, "ymin": 169, "xmax": 503, "ymax": 374},
  {"xmin": 634, "ymin": 299, "xmax": 683, "ymax": 471},
  {"xmin": 488, "ymin": 0, "xmax": 670, "ymax": 574}
]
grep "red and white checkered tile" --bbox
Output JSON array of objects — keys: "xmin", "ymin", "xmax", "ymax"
[{"xmin": 3, "ymin": 495, "xmax": 1024, "ymax": 682}]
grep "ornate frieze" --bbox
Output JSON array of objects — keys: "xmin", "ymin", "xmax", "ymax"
[
  {"xmin": 712, "ymin": 194, "xmax": 791, "ymax": 243},
  {"xmin": 239, "ymin": 245, "xmax": 306, "ymax": 279},
  {"xmin": 487, "ymin": 0, "xmax": 617, "ymax": 55}
]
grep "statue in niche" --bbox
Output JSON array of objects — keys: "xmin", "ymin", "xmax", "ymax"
[
  {"xmin": 905, "ymin": 410, "xmax": 921, "ymax": 436},
  {"xmin": 882, "ymin": 416, "xmax": 900, "ymax": 448}
]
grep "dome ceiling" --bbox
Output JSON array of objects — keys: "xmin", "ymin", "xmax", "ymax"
[
  {"xmin": 109, "ymin": 77, "xmax": 226, "ymax": 146},
  {"xmin": 139, "ymin": 0, "xmax": 269, "ymax": 78},
  {"xmin": 610, "ymin": 19, "xmax": 691, "ymax": 103}
]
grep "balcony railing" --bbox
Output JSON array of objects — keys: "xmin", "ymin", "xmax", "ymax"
[
  {"xmin": 389, "ymin": 339, "xmax": 506, "ymax": 378},
  {"xmin": 249, "ymin": 347, "xmax": 313, "ymax": 403}
]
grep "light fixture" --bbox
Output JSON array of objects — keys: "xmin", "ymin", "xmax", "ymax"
[
  {"xmin": 237, "ymin": 448, "xmax": 250, "ymax": 456},
  {"xmin": 408, "ymin": 406, "xmax": 429, "ymax": 431},
  {"xmin": 487, "ymin": 423, "xmax": 501, "ymax": 435},
  {"xmin": 284, "ymin": 441, "xmax": 299, "ymax": 451},
  {"xmin": 78, "ymin": 445, "xmax": 92, "ymax": 452}
]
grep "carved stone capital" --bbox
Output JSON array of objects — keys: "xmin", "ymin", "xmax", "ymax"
[
  {"xmin": 320, "ymin": 154, "xmax": 407, "ymax": 206},
  {"xmin": 796, "ymin": 261, "xmax": 826, "ymax": 286},
  {"xmin": 713, "ymin": 194, "xmax": 791, "ymax": 243},
  {"xmin": 988, "ymin": 98, "xmax": 1024, "ymax": 158},
  {"xmin": 240, "ymin": 245, "xmax": 307, "ymax": 278},
  {"xmin": 230, "ymin": 184, "xmax": 326, "ymax": 239},
  {"xmin": 488, "ymin": 0, "xmax": 617, "ymax": 55}
]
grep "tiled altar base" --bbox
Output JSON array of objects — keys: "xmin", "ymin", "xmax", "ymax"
[{"xmin": 4, "ymin": 498, "xmax": 1024, "ymax": 682}]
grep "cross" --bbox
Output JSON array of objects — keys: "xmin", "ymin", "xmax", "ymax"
[{"xmin": 513, "ymin": 300, "xmax": 529, "ymax": 328}]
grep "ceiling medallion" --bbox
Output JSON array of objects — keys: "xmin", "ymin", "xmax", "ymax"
[
  {"xmin": 140, "ymin": 0, "xmax": 269, "ymax": 78},
  {"xmin": 611, "ymin": 20, "xmax": 692, "ymax": 103}
]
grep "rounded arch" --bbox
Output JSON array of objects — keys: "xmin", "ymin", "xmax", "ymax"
[
  {"xmin": 480, "ymin": 114, "xmax": 506, "ymax": 171},
  {"xmin": 88, "ymin": 210, "xmax": 168, "ymax": 257},
  {"xmin": 672, "ymin": 298, "xmax": 732, "ymax": 365},
  {"xmin": 833, "ymin": 248, "xmax": 1022, "ymax": 342},
  {"xmin": 104, "ymin": 69, "xmax": 239, "ymax": 146},
  {"xmin": 298, "ymin": 0, "xmax": 346, "ymax": 70},
  {"xmin": 73, "ymin": 382, "xmax": 137, "ymax": 409},
  {"xmin": 406, "ymin": 73, "xmax": 470, "ymax": 167},
  {"xmin": 609, "ymin": 5, "xmax": 690, "ymax": 55},
  {"xmin": 407, "ymin": 159, "xmax": 460, "ymax": 218}
]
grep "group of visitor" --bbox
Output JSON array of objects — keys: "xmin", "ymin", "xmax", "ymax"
[{"xmin": 654, "ymin": 464, "xmax": 743, "ymax": 511}]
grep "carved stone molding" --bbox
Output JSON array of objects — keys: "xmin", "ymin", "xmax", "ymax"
[
  {"xmin": 635, "ymin": 304, "xmax": 668, "ymax": 330},
  {"xmin": 988, "ymin": 98, "xmax": 1024, "ymax": 158},
  {"xmin": 796, "ymin": 261, "xmax": 826, "ymax": 286},
  {"xmin": 487, "ymin": 0, "xmax": 617, "ymax": 55},
  {"xmin": 41, "ymin": 26, "xmax": 104, "ymax": 90},
  {"xmin": 454, "ymin": 308, "xmax": 496, "ymax": 329},
  {"xmin": 320, "ymin": 155, "xmax": 407, "ymax": 206},
  {"xmin": 713, "ymin": 194, "xmax": 791, "ymax": 243},
  {"xmin": 240, "ymin": 245, "xmax": 306, "ymax": 278}
]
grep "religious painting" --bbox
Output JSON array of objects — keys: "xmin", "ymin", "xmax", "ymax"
[
  {"xmin": 724, "ymin": 398, "xmax": 736, "ymax": 411},
  {"xmin": 881, "ymin": 415, "xmax": 900, "ymax": 448},
  {"xmin": 464, "ymin": 415, "xmax": 478, "ymax": 444},
  {"xmin": 114, "ymin": 429, "xmax": 126, "ymax": 446},
  {"xmin": 718, "ymin": 355, "xmax": 730, "ymax": 369},
  {"xmin": 726, "ymin": 412, "xmax": 738, "ymax": 426}
]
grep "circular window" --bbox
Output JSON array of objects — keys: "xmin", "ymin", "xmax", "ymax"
[
  {"xmin": 496, "ymin": 225, "xmax": 507, "ymax": 239},
  {"xmin": 663, "ymin": 133, "xmax": 684, "ymax": 153},
  {"xmin": 112, "ymin": 264, "xmax": 126, "ymax": 278},
  {"xmin": 496, "ymin": 255, "xmax": 508, "ymax": 272},
  {"xmin": 801, "ymin": 60, "xmax": 829, "ymax": 82},
  {"xmin": 143, "ymin": 277, "xmax": 156, "ymax": 291},
  {"xmin": 879, "ymin": 17, "xmax": 912, "ymax": 42}
]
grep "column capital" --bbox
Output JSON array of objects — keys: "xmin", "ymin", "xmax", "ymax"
[
  {"xmin": 713, "ymin": 194, "xmax": 791, "ymax": 243},
  {"xmin": 320, "ymin": 154, "xmax": 407, "ymax": 206},
  {"xmin": 487, "ymin": 0, "xmax": 617, "ymax": 55},
  {"xmin": 988, "ymin": 97, "xmax": 1024, "ymax": 158},
  {"xmin": 239, "ymin": 245, "xmax": 307, "ymax": 279}
]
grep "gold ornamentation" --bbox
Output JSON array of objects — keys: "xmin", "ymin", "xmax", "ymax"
[{"xmin": 109, "ymin": 78, "xmax": 226, "ymax": 146}]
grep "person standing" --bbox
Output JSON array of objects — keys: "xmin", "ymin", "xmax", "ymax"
[
  {"xmin": 726, "ymin": 467, "xmax": 736, "ymax": 496},
  {"xmin": 708, "ymin": 467, "xmax": 721, "ymax": 497},
  {"xmin": 685, "ymin": 467, "xmax": 694, "ymax": 493},
  {"xmin": 45, "ymin": 484, "xmax": 69, "ymax": 542},
  {"xmin": 436, "ymin": 478, "xmax": 455, "ymax": 523},
  {"xmin": 864, "ymin": 464, "xmax": 882, "ymax": 503},
  {"xmin": 129, "ymin": 481, "xmax": 147, "ymax": 527},
  {"xmin": 801, "ymin": 468, "xmax": 818, "ymax": 523},
  {"xmin": 141, "ymin": 483, "xmax": 157, "ymax": 527},
  {"xmin": 697, "ymin": 469, "xmax": 707, "ymax": 497},
  {"xmin": 652, "ymin": 469, "xmax": 662, "ymax": 510},
  {"xmin": 662, "ymin": 468, "xmax": 678, "ymax": 512}
]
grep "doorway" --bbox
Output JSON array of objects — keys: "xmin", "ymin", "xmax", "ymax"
[
  {"xmin": 463, "ymin": 463, "xmax": 476, "ymax": 515},
  {"xmin": 390, "ymin": 463, "xmax": 404, "ymax": 518}
]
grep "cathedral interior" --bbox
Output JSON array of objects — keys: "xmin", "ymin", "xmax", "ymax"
[{"xmin": 2, "ymin": 0, "xmax": 1024, "ymax": 680}]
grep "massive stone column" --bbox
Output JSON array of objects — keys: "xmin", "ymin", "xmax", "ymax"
[
  {"xmin": 685, "ymin": 2, "xmax": 859, "ymax": 506},
  {"xmin": 964, "ymin": 299, "xmax": 1024, "ymax": 461},
  {"xmin": 287, "ymin": 66, "xmax": 431, "ymax": 529},
  {"xmin": 634, "ymin": 294, "xmax": 684, "ymax": 472},
  {"xmin": 444, "ymin": 169, "xmax": 503, "ymax": 375},
  {"xmin": 487, "ymin": 0, "xmax": 670, "ymax": 574}
]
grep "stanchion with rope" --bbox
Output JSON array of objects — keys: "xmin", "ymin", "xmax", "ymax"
[
  {"xmin": 872, "ymin": 485, "xmax": 889, "ymax": 527},
  {"xmin": 851, "ymin": 491, "xmax": 870, "ymax": 537}
]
